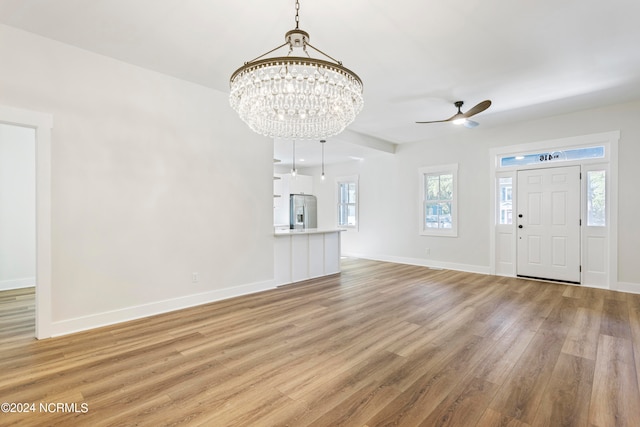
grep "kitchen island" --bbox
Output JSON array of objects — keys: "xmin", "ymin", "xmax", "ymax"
[{"xmin": 274, "ymin": 228, "xmax": 344, "ymax": 286}]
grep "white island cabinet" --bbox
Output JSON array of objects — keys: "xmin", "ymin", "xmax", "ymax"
[{"xmin": 274, "ymin": 229, "xmax": 343, "ymax": 286}]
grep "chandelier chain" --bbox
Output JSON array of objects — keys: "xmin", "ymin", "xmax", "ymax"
[{"xmin": 295, "ymin": 0, "xmax": 300, "ymax": 29}]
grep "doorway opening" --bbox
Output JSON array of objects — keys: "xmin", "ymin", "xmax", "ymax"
[
  {"xmin": 0, "ymin": 123, "xmax": 36, "ymax": 338},
  {"xmin": 490, "ymin": 131, "xmax": 619, "ymax": 289},
  {"xmin": 0, "ymin": 105, "xmax": 53, "ymax": 339}
]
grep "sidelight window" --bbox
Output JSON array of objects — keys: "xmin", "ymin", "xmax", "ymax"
[
  {"xmin": 498, "ymin": 177, "xmax": 513, "ymax": 225},
  {"xmin": 587, "ymin": 170, "xmax": 606, "ymax": 226}
]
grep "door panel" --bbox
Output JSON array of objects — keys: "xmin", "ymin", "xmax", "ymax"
[
  {"xmin": 552, "ymin": 191, "xmax": 567, "ymax": 224},
  {"xmin": 517, "ymin": 166, "xmax": 581, "ymax": 283},
  {"xmin": 528, "ymin": 192, "xmax": 542, "ymax": 224},
  {"xmin": 528, "ymin": 236, "xmax": 542, "ymax": 264},
  {"xmin": 551, "ymin": 237, "xmax": 567, "ymax": 266}
]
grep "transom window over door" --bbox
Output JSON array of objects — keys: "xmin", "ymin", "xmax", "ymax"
[{"xmin": 419, "ymin": 164, "xmax": 458, "ymax": 237}]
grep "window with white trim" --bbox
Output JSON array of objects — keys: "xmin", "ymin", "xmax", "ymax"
[
  {"xmin": 419, "ymin": 164, "xmax": 458, "ymax": 237},
  {"xmin": 498, "ymin": 177, "xmax": 513, "ymax": 225},
  {"xmin": 587, "ymin": 170, "xmax": 606, "ymax": 226},
  {"xmin": 499, "ymin": 145, "xmax": 605, "ymax": 167},
  {"xmin": 337, "ymin": 176, "xmax": 358, "ymax": 229}
]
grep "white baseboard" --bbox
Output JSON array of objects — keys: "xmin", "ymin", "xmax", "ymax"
[
  {"xmin": 50, "ymin": 279, "xmax": 276, "ymax": 337},
  {"xmin": 342, "ymin": 252, "xmax": 491, "ymax": 275},
  {"xmin": 616, "ymin": 281, "xmax": 640, "ymax": 295},
  {"xmin": 0, "ymin": 277, "xmax": 36, "ymax": 291},
  {"xmin": 344, "ymin": 253, "xmax": 640, "ymax": 296},
  {"xmin": 582, "ymin": 282, "xmax": 610, "ymax": 290},
  {"xmin": 42, "ymin": 271, "xmax": 640, "ymax": 338}
]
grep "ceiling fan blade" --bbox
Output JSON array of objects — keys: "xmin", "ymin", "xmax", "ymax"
[
  {"xmin": 463, "ymin": 100, "xmax": 492, "ymax": 118},
  {"xmin": 416, "ymin": 119, "xmax": 451, "ymax": 124},
  {"xmin": 416, "ymin": 112, "xmax": 462, "ymax": 124},
  {"xmin": 416, "ymin": 100, "xmax": 489, "ymax": 125}
]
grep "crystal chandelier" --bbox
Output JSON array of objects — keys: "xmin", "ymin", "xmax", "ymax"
[{"xmin": 229, "ymin": 0, "xmax": 363, "ymax": 140}]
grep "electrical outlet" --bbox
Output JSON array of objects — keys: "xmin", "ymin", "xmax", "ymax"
[
  {"xmin": 192, "ymin": 272, "xmax": 199, "ymax": 283},
  {"xmin": 425, "ymin": 248, "xmax": 431, "ymax": 256}
]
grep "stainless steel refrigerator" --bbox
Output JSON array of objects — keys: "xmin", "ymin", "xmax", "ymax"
[{"xmin": 290, "ymin": 194, "xmax": 317, "ymax": 229}]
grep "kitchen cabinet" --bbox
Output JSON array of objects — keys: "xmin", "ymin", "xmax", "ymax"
[
  {"xmin": 273, "ymin": 173, "xmax": 314, "ymax": 226},
  {"xmin": 274, "ymin": 229, "xmax": 343, "ymax": 286},
  {"xmin": 288, "ymin": 174, "xmax": 313, "ymax": 195}
]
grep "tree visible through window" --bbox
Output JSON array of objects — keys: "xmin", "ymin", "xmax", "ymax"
[
  {"xmin": 498, "ymin": 177, "xmax": 513, "ymax": 225},
  {"xmin": 337, "ymin": 176, "xmax": 358, "ymax": 229},
  {"xmin": 425, "ymin": 174, "xmax": 453, "ymax": 229},
  {"xmin": 419, "ymin": 164, "xmax": 458, "ymax": 237},
  {"xmin": 587, "ymin": 170, "xmax": 606, "ymax": 226}
]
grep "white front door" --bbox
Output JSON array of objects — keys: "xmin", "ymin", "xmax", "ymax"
[{"xmin": 517, "ymin": 166, "xmax": 581, "ymax": 283}]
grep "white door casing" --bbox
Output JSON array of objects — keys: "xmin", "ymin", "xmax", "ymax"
[
  {"xmin": 516, "ymin": 166, "xmax": 581, "ymax": 283},
  {"xmin": 0, "ymin": 105, "xmax": 53, "ymax": 339},
  {"xmin": 490, "ymin": 131, "xmax": 618, "ymax": 290}
]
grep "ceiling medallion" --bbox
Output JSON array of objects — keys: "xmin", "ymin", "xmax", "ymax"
[{"xmin": 229, "ymin": 0, "xmax": 363, "ymax": 140}]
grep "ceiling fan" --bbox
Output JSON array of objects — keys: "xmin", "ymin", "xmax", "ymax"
[{"xmin": 416, "ymin": 100, "xmax": 492, "ymax": 128}]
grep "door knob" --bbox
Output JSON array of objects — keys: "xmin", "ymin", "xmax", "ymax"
[
  {"xmin": 518, "ymin": 225, "xmax": 523, "ymax": 228},
  {"xmin": 518, "ymin": 214, "xmax": 523, "ymax": 218}
]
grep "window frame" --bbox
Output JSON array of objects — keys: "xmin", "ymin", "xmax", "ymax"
[
  {"xmin": 586, "ymin": 169, "xmax": 606, "ymax": 227},
  {"xmin": 419, "ymin": 164, "xmax": 458, "ymax": 237},
  {"xmin": 499, "ymin": 145, "xmax": 605, "ymax": 167},
  {"xmin": 336, "ymin": 175, "xmax": 359, "ymax": 230},
  {"xmin": 497, "ymin": 176, "xmax": 513, "ymax": 225}
]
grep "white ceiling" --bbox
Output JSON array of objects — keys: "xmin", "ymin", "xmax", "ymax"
[{"xmin": 2, "ymin": 0, "xmax": 640, "ymax": 167}]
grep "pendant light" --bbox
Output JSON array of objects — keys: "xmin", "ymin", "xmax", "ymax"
[
  {"xmin": 229, "ymin": 0, "xmax": 363, "ymax": 140},
  {"xmin": 291, "ymin": 140, "xmax": 297, "ymax": 177},
  {"xmin": 320, "ymin": 139, "xmax": 326, "ymax": 180}
]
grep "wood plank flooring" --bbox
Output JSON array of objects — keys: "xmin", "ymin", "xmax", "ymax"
[{"xmin": 1, "ymin": 258, "xmax": 640, "ymax": 426}]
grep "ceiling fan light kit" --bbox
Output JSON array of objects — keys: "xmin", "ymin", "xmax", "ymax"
[
  {"xmin": 417, "ymin": 99, "xmax": 492, "ymax": 128},
  {"xmin": 229, "ymin": 0, "xmax": 364, "ymax": 140}
]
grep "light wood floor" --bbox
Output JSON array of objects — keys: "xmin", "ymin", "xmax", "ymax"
[{"xmin": 1, "ymin": 258, "xmax": 640, "ymax": 426}]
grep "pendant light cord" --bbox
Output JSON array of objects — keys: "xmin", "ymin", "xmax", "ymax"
[
  {"xmin": 320, "ymin": 139, "xmax": 326, "ymax": 179},
  {"xmin": 292, "ymin": 140, "xmax": 296, "ymax": 175}
]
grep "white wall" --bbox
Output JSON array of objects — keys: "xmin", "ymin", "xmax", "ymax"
[
  {"xmin": 0, "ymin": 25, "xmax": 274, "ymax": 335},
  {"xmin": 0, "ymin": 123, "xmax": 36, "ymax": 290},
  {"xmin": 313, "ymin": 100, "xmax": 640, "ymax": 287}
]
